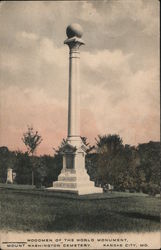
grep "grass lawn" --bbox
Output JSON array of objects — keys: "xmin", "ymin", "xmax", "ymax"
[{"xmin": 0, "ymin": 188, "xmax": 160, "ymax": 232}]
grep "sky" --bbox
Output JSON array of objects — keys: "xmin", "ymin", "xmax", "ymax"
[{"xmin": 0, "ymin": 0, "xmax": 160, "ymax": 155}]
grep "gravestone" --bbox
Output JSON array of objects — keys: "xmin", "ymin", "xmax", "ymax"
[{"xmin": 6, "ymin": 168, "xmax": 13, "ymax": 184}]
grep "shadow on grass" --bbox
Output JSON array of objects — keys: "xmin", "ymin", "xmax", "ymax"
[
  {"xmin": 40, "ymin": 212, "xmax": 160, "ymax": 232},
  {"xmin": 0, "ymin": 189, "xmax": 160, "ymax": 232},
  {"xmin": 42, "ymin": 214, "xmax": 120, "ymax": 232},
  {"xmin": 117, "ymin": 212, "xmax": 160, "ymax": 222},
  {"xmin": 0, "ymin": 187, "xmax": 149, "ymax": 200}
]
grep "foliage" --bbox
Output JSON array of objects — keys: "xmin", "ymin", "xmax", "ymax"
[
  {"xmin": 41, "ymin": 154, "xmax": 62, "ymax": 187},
  {"xmin": 81, "ymin": 136, "xmax": 95, "ymax": 153},
  {"xmin": 22, "ymin": 126, "xmax": 43, "ymax": 185},
  {"xmin": 137, "ymin": 141, "xmax": 161, "ymax": 195},
  {"xmin": 86, "ymin": 153, "xmax": 98, "ymax": 182},
  {"xmin": 88, "ymin": 135, "xmax": 160, "ymax": 195},
  {"xmin": 14, "ymin": 151, "xmax": 32, "ymax": 185},
  {"xmin": 22, "ymin": 126, "xmax": 43, "ymax": 155},
  {"xmin": 31, "ymin": 156, "xmax": 47, "ymax": 188},
  {"xmin": 94, "ymin": 134, "xmax": 124, "ymax": 186},
  {"xmin": 0, "ymin": 134, "xmax": 160, "ymax": 196},
  {"xmin": 95, "ymin": 134, "xmax": 123, "ymax": 154},
  {"xmin": 53, "ymin": 136, "xmax": 93, "ymax": 154},
  {"xmin": 53, "ymin": 138, "xmax": 67, "ymax": 154},
  {"xmin": 0, "ymin": 147, "xmax": 16, "ymax": 183}
]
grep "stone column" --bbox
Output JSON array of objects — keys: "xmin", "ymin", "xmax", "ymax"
[
  {"xmin": 64, "ymin": 24, "xmax": 84, "ymax": 145},
  {"xmin": 48, "ymin": 23, "xmax": 103, "ymax": 195}
]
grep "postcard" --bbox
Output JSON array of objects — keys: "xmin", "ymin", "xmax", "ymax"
[{"xmin": 0, "ymin": 1, "xmax": 160, "ymax": 249}]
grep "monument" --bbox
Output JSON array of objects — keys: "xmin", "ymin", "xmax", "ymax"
[{"xmin": 48, "ymin": 23, "xmax": 102, "ymax": 195}]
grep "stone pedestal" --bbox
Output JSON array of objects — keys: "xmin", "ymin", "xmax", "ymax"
[
  {"xmin": 48, "ymin": 24, "xmax": 102, "ymax": 195},
  {"xmin": 48, "ymin": 139, "xmax": 102, "ymax": 195}
]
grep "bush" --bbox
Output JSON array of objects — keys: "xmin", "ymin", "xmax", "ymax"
[
  {"xmin": 129, "ymin": 189, "xmax": 136, "ymax": 193},
  {"xmin": 141, "ymin": 183, "xmax": 160, "ymax": 196},
  {"xmin": 147, "ymin": 183, "xmax": 160, "ymax": 196}
]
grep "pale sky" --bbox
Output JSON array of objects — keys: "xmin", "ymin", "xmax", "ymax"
[{"xmin": 0, "ymin": 0, "xmax": 160, "ymax": 155}]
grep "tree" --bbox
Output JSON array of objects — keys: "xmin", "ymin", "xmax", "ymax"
[
  {"xmin": 33, "ymin": 157, "xmax": 47, "ymax": 188},
  {"xmin": 53, "ymin": 138, "xmax": 67, "ymax": 154},
  {"xmin": 0, "ymin": 147, "xmax": 16, "ymax": 183},
  {"xmin": 137, "ymin": 141, "xmax": 160, "ymax": 195},
  {"xmin": 42, "ymin": 154, "xmax": 62, "ymax": 187},
  {"xmin": 109, "ymin": 145, "xmax": 139, "ymax": 191},
  {"xmin": 81, "ymin": 136, "xmax": 95, "ymax": 153},
  {"xmin": 53, "ymin": 136, "xmax": 93, "ymax": 155},
  {"xmin": 95, "ymin": 134, "xmax": 123, "ymax": 154},
  {"xmin": 95, "ymin": 134, "xmax": 123, "ymax": 186},
  {"xmin": 22, "ymin": 126, "xmax": 43, "ymax": 185},
  {"xmin": 14, "ymin": 151, "xmax": 32, "ymax": 185}
]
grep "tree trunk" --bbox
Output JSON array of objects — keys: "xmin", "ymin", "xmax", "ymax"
[
  {"xmin": 31, "ymin": 153, "xmax": 34, "ymax": 186},
  {"xmin": 32, "ymin": 169, "xmax": 34, "ymax": 186}
]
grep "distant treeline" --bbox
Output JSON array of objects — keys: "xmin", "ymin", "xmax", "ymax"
[{"xmin": 0, "ymin": 134, "xmax": 160, "ymax": 195}]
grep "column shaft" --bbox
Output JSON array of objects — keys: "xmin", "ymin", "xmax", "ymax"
[{"xmin": 68, "ymin": 49, "xmax": 80, "ymax": 138}]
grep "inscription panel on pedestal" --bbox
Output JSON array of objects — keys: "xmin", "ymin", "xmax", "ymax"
[{"xmin": 66, "ymin": 154, "xmax": 74, "ymax": 169}]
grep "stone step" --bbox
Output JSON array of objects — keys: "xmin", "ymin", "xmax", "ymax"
[
  {"xmin": 48, "ymin": 185, "xmax": 102, "ymax": 195},
  {"xmin": 53, "ymin": 179, "xmax": 97, "ymax": 190},
  {"xmin": 58, "ymin": 172, "xmax": 91, "ymax": 183},
  {"xmin": 78, "ymin": 187, "xmax": 103, "ymax": 195},
  {"xmin": 53, "ymin": 181, "xmax": 77, "ymax": 189},
  {"xmin": 58, "ymin": 176, "xmax": 77, "ymax": 182},
  {"xmin": 47, "ymin": 187, "xmax": 78, "ymax": 194}
]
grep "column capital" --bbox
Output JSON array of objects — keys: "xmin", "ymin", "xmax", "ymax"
[{"xmin": 64, "ymin": 36, "xmax": 85, "ymax": 51}]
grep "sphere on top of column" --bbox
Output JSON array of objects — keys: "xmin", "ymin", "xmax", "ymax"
[{"xmin": 66, "ymin": 23, "xmax": 83, "ymax": 38}]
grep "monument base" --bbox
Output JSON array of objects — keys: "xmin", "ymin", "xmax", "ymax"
[
  {"xmin": 47, "ymin": 140, "xmax": 103, "ymax": 195},
  {"xmin": 47, "ymin": 169, "xmax": 102, "ymax": 195}
]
